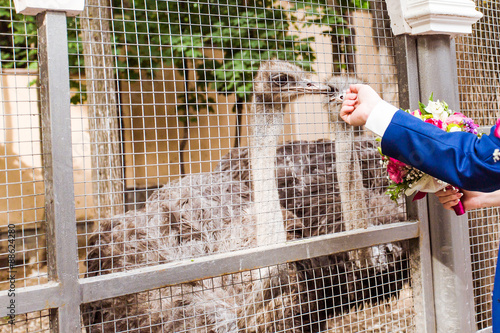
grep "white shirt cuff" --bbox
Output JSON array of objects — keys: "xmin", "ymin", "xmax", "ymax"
[{"xmin": 365, "ymin": 100, "xmax": 399, "ymax": 137}]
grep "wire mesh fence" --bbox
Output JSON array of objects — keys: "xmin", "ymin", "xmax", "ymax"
[
  {"xmin": 81, "ymin": 243, "xmax": 413, "ymax": 333},
  {"xmin": 0, "ymin": 0, "xmax": 496, "ymax": 332},
  {"xmin": 5, "ymin": 0, "xmax": 412, "ymax": 331},
  {"xmin": 455, "ymin": 0, "xmax": 500, "ymax": 330},
  {"xmin": 0, "ymin": 310, "xmax": 51, "ymax": 332},
  {"xmin": 0, "ymin": 0, "xmax": 47, "ymax": 291}
]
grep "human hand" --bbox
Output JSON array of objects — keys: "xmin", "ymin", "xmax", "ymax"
[
  {"xmin": 340, "ymin": 84, "xmax": 382, "ymax": 126},
  {"xmin": 434, "ymin": 187, "xmax": 483, "ymax": 212}
]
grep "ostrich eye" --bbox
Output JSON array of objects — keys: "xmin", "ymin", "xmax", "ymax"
[{"xmin": 271, "ymin": 74, "xmax": 293, "ymax": 87}]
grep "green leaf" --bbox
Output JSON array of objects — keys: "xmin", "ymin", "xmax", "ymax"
[
  {"xmin": 28, "ymin": 61, "xmax": 38, "ymax": 70},
  {"xmin": 442, "ymin": 100, "xmax": 449, "ymax": 112},
  {"xmin": 419, "ymin": 101, "xmax": 431, "ymax": 115}
]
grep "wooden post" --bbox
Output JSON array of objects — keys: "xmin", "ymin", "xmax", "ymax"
[{"xmin": 81, "ymin": 0, "xmax": 124, "ymax": 218}]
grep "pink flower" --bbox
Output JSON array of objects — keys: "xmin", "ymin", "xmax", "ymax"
[
  {"xmin": 445, "ymin": 113, "xmax": 479, "ymax": 134},
  {"xmin": 445, "ymin": 113, "xmax": 466, "ymax": 126},
  {"xmin": 388, "ymin": 171, "xmax": 404, "ymax": 184},
  {"xmin": 495, "ymin": 118, "xmax": 500, "ymax": 139},
  {"xmin": 424, "ymin": 118, "xmax": 445, "ymax": 130},
  {"xmin": 410, "ymin": 110, "xmax": 422, "ymax": 118},
  {"xmin": 386, "ymin": 158, "xmax": 407, "ymax": 184}
]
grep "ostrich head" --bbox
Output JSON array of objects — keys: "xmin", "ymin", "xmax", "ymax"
[
  {"xmin": 324, "ymin": 75, "xmax": 362, "ymax": 121},
  {"xmin": 325, "ymin": 75, "xmax": 363, "ymax": 103},
  {"xmin": 252, "ymin": 60, "xmax": 331, "ymax": 106}
]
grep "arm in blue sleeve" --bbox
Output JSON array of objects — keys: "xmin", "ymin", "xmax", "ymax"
[{"xmin": 381, "ymin": 110, "xmax": 500, "ymax": 192}]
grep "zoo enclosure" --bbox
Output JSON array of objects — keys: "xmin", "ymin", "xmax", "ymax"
[{"xmin": 0, "ymin": 0, "xmax": 497, "ymax": 332}]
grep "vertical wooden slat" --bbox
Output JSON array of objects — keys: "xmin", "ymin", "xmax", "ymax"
[{"xmin": 81, "ymin": 0, "xmax": 124, "ymax": 219}]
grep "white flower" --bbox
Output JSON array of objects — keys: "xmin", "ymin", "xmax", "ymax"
[
  {"xmin": 448, "ymin": 126, "xmax": 462, "ymax": 133},
  {"xmin": 493, "ymin": 149, "xmax": 500, "ymax": 162},
  {"xmin": 425, "ymin": 100, "xmax": 450, "ymax": 121},
  {"xmin": 405, "ymin": 174, "xmax": 448, "ymax": 196}
]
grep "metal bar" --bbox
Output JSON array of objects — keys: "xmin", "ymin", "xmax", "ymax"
[
  {"xmin": 417, "ymin": 35, "xmax": 476, "ymax": 333},
  {"xmin": 0, "ymin": 283, "xmax": 62, "ymax": 317},
  {"xmin": 80, "ymin": 221, "xmax": 419, "ymax": 303},
  {"xmin": 37, "ymin": 11, "xmax": 81, "ymax": 332},
  {"xmin": 394, "ymin": 34, "xmax": 437, "ymax": 333}
]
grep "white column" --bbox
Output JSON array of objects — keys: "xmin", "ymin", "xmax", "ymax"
[
  {"xmin": 13, "ymin": 0, "xmax": 85, "ymax": 16},
  {"xmin": 384, "ymin": 0, "xmax": 482, "ymax": 36}
]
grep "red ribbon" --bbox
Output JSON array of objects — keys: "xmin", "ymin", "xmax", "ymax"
[
  {"xmin": 412, "ymin": 191, "xmax": 427, "ymax": 201},
  {"xmin": 495, "ymin": 118, "xmax": 500, "ymax": 139}
]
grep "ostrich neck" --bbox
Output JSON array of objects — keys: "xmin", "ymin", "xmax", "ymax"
[
  {"xmin": 331, "ymin": 120, "xmax": 368, "ymax": 231},
  {"xmin": 250, "ymin": 104, "xmax": 287, "ymax": 246},
  {"xmin": 330, "ymin": 119, "xmax": 371, "ymax": 266}
]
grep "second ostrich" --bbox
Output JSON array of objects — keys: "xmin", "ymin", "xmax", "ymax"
[
  {"xmin": 325, "ymin": 75, "xmax": 409, "ymax": 304},
  {"xmin": 325, "ymin": 76, "xmax": 372, "ymax": 265}
]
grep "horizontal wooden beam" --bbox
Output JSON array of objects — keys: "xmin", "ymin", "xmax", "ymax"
[{"xmin": 1, "ymin": 221, "xmax": 419, "ymax": 314}]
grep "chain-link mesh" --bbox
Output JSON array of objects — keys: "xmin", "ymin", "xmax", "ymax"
[
  {"xmin": 455, "ymin": 1, "xmax": 500, "ymax": 330},
  {"xmin": 3, "ymin": 0, "xmax": 498, "ymax": 330}
]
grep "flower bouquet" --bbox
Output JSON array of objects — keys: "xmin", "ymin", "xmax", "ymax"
[{"xmin": 379, "ymin": 95, "xmax": 480, "ymax": 216}]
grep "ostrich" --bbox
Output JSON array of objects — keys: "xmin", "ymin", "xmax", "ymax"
[
  {"xmin": 250, "ymin": 60, "xmax": 331, "ymax": 246},
  {"xmin": 324, "ymin": 75, "xmax": 409, "ymax": 305},
  {"xmin": 218, "ymin": 74, "xmax": 409, "ymax": 328},
  {"xmin": 82, "ymin": 60, "xmax": 333, "ymax": 332},
  {"xmin": 324, "ymin": 76, "xmax": 372, "ymax": 264}
]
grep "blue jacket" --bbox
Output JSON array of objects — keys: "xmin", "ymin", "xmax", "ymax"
[
  {"xmin": 380, "ymin": 110, "xmax": 500, "ymax": 330},
  {"xmin": 381, "ymin": 110, "xmax": 500, "ymax": 192}
]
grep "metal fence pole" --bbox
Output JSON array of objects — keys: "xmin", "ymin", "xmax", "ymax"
[
  {"xmin": 37, "ymin": 11, "xmax": 81, "ymax": 332},
  {"xmin": 416, "ymin": 35, "xmax": 476, "ymax": 332}
]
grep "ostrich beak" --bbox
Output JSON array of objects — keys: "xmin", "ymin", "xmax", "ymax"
[
  {"xmin": 295, "ymin": 79, "xmax": 332, "ymax": 94},
  {"xmin": 329, "ymin": 92, "xmax": 345, "ymax": 104}
]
